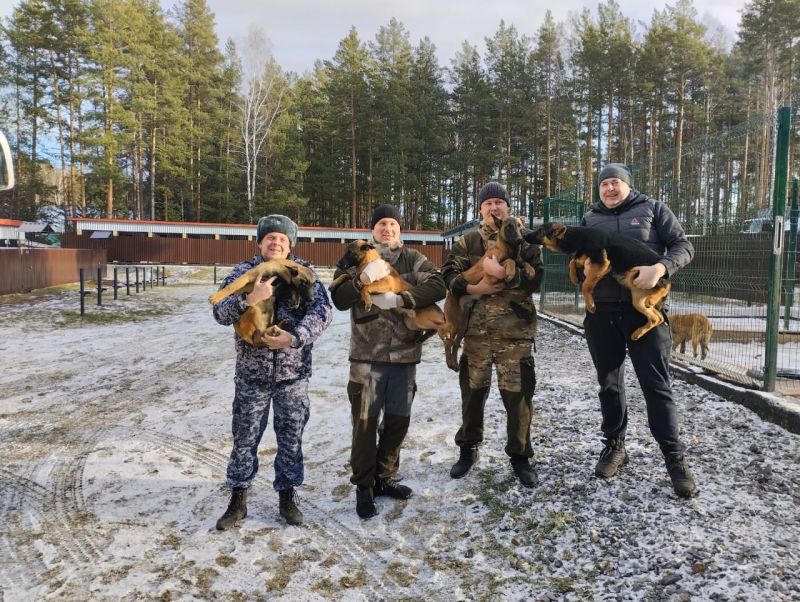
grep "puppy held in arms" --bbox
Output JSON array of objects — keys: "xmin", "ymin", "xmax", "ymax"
[
  {"xmin": 209, "ymin": 259, "xmax": 315, "ymax": 347},
  {"xmin": 524, "ymin": 221, "xmax": 670, "ymax": 341},
  {"xmin": 441, "ymin": 215, "xmax": 536, "ymax": 371},
  {"xmin": 330, "ymin": 239, "xmax": 447, "ymax": 333}
]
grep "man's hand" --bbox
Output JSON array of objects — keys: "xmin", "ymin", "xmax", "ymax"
[
  {"xmin": 360, "ymin": 259, "xmax": 391, "ymax": 284},
  {"xmin": 246, "ymin": 275, "xmax": 276, "ymax": 305},
  {"xmin": 482, "ymin": 254, "xmax": 505, "ymax": 279},
  {"xmin": 467, "ymin": 276, "xmax": 504, "ymax": 296},
  {"xmin": 632, "ymin": 263, "xmax": 666, "ymax": 289},
  {"xmin": 261, "ymin": 326, "xmax": 293, "ymax": 349},
  {"xmin": 371, "ymin": 292, "xmax": 400, "ymax": 310}
]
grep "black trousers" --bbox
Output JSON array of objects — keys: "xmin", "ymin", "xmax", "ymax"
[{"xmin": 583, "ymin": 310, "xmax": 685, "ymax": 456}]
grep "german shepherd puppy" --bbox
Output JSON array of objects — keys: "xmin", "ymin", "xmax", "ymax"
[
  {"xmin": 670, "ymin": 312, "xmax": 712, "ymax": 359},
  {"xmin": 331, "ymin": 240, "xmax": 447, "ymax": 333},
  {"xmin": 524, "ymin": 221, "xmax": 670, "ymax": 341},
  {"xmin": 442, "ymin": 215, "xmax": 536, "ymax": 371},
  {"xmin": 209, "ymin": 259, "xmax": 316, "ymax": 347}
]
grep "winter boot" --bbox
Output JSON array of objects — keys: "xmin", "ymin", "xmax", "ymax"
[
  {"xmin": 216, "ymin": 487, "xmax": 247, "ymax": 531},
  {"xmin": 450, "ymin": 445, "xmax": 479, "ymax": 479},
  {"xmin": 510, "ymin": 455, "xmax": 539, "ymax": 488},
  {"xmin": 665, "ymin": 453, "xmax": 699, "ymax": 499},
  {"xmin": 356, "ymin": 486, "xmax": 378, "ymax": 519},
  {"xmin": 279, "ymin": 488, "xmax": 304, "ymax": 526},
  {"xmin": 374, "ymin": 477, "xmax": 413, "ymax": 499},
  {"xmin": 594, "ymin": 439, "xmax": 629, "ymax": 478}
]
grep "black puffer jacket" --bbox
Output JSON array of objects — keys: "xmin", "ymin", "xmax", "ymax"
[{"xmin": 580, "ymin": 190, "xmax": 694, "ymax": 307}]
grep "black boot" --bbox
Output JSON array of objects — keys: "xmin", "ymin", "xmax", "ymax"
[
  {"xmin": 356, "ymin": 486, "xmax": 378, "ymax": 519},
  {"xmin": 450, "ymin": 445, "xmax": 479, "ymax": 479},
  {"xmin": 279, "ymin": 488, "xmax": 304, "ymax": 526},
  {"xmin": 216, "ymin": 487, "xmax": 247, "ymax": 531},
  {"xmin": 374, "ymin": 477, "xmax": 413, "ymax": 499},
  {"xmin": 594, "ymin": 439, "xmax": 629, "ymax": 478},
  {"xmin": 665, "ymin": 453, "xmax": 699, "ymax": 499},
  {"xmin": 510, "ymin": 455, "xmax": 539, "ymax": 488}
]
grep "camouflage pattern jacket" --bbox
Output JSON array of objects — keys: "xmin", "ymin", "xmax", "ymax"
[
  {"xmin": 212, "ymin": 254, "xmax": 332, "ymax": 383},
  {"xmin": 441, "ymin": 222, "xmax": 543, "ymax": 340},
  {"xmin": 330, "ymin": 241, "xmax": 447, "ymax": 365}
]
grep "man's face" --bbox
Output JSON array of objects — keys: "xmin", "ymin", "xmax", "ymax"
[
  {"xmin": 372, "ymin": 218, "xmax": 401, "ymax": 245},
  {"xmin": 598, "ymin": 178, "xmax": 631, "ymax": 209},
  {"xmin": 480, "ymin": 198, "xmax": 510, "ymax": 228},
  {"xmin": 259, "ymin": 232, "xmax": 291, "ymax": 259}
]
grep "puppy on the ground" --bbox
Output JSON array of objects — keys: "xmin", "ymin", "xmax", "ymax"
[
  {"xmin": 209, "ymin": 259, "xmax": 315, "ymax": 347},
  {"xmin": 442, "ymin": 215, "xmax": 536, "ymax": 371},
  {"xmin": 331, "ymin": 239, "xmax": 447, "ymax": 333},
  {"xmin": 670, "ymin": 312, "xmax": 712, "ymax": 359},
  {"xmin": 524, "ymin": 221, "xmax": 670, "ymax": 341}
]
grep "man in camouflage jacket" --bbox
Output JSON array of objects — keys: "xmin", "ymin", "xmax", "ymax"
[
  {"xmin": 330, "ymin": 205, "xmax": 447, "ymax": 519},
  {"xmin": 441, "ymin": 182, "xmax": 543, "ymax": 488},
  {"xmin": 212, "ymin": 215, "xmax": 332, "ymax": 528}
]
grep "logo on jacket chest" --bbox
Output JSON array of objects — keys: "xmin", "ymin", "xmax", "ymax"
[{"xmin": 630, "ymin": 217, "xmax": 640, "ymax": 225}]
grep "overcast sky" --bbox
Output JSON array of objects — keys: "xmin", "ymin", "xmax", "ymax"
[{"xmin": 0, "ymin": 0, "xmax": 750, "ymax": 75}]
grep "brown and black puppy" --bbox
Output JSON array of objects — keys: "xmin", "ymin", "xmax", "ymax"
[
  {"xmin": 209, "ymin": 259, "xmax": 315, "ymax": 347},
  {"xmin": 670, "ymin": 312, "xmax": 712, "ymax": 359},
  {"xmin": 332, "ymin": 239, "xmax": 446, "ymax": 332},
  {"xmin": 441, "ymin": 216, "xmax": 536, "ymax": 371},
  {"xmin": 524, "ymin": 221, "xmax": 670, "ymax": 341}
]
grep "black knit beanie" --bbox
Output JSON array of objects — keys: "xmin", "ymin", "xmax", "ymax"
[
  {"xmin": 369, "ymin": 205, "xmax": 402, "ymax": 229},
  {"xmin": 257, "ymin": 214, "xmax": 298, "ymax": 246},
  {"xmin": 477, "ymin": 182, "xmax": 509, "ymax": 206},
  {"xmin": 598, "ymin": 163, "xmax": 632, "ymax": 186}
]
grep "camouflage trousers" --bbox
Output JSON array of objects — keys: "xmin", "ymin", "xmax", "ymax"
[
  {"xmin": 347, "ymin": 362, "xmax": 415, "ymax": 488},
  {"xmin": 225, "ymin": 377, "xmax": 310, "ymax": 491},
  {"xmin": 455, "ymin": 336, "xmax": 536, "ymax": 457}
]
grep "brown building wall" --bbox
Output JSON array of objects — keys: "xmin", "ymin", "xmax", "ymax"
[
  {"xmin": 0, "ymin": 248, "xmax": 107, "ymax": 295},
  {"xmin": 61, "ymin": 235, "xmax": 445, "ymax": 267}
]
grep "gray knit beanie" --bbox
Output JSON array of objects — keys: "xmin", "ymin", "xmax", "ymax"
[
  {"xmin": 477, "ymin": 182, "xmax": 509, "ymax": 206},
  {"xmin": 257, "ymin": 214, "xmax": 298, "ymax": 246},
  {"xmin": 598, "ymin": 163, "xmax": 632, "ymax": 186}
]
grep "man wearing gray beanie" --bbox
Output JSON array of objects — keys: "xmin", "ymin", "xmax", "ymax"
[
  {"xmin": 580, "ymin": 165, "xmax": 698, "ymax": 499},
  {"xmin": 211, "ymin": 214, "xmax": 332, "ymax": 528}
]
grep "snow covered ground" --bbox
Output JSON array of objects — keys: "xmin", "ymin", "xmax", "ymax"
[{"xmin": 1, "ymin": 267, "xmax": 799, "ymax": 601}]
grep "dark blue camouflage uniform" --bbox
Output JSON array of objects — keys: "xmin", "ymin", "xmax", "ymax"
[{"xmin": 212, "ymin": 253, "xmax": 332, "ymax": 491}]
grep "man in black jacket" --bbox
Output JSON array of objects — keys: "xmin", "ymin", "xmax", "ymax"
[
  {"xmin": 330, "ymin": 205, "xmax": 447, "ymax": 519},
  {"xmin": 581, "ymin": 163, "xmax": 698, "ymax": 498}
]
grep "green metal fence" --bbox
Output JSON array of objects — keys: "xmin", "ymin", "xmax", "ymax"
[{"xmin": 534, "ymin": 109, "xmax": 799, "ymax": 395}]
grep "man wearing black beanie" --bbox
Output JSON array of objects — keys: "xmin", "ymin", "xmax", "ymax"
[
  {"xmin": 580, "ymin": 164, "xmax": 699, "ymax": 499},
  {"xmin": 441, "ymin": 181, "xmax": 544, "ymax": 488},
  {"xmin": 330, "ymin": 204, "xmax": 446, "ymax": 519}
]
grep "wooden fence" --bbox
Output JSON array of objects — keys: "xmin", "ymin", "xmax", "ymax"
[
  {"xmin": 0, "ymin": 247, "xmax": 107, "ymax": 295},
  {"xmin": 61, "ymin": 234, "xmax": 445, "ymax": 267}
]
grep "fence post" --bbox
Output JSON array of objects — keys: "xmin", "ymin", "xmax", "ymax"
[
  {"xmin": 765, "ymin": 106, "xmax": 791, "ymax": 391},
  {"xmin": 126, "ymin": 267, "xmax": 130, "ymax": 295},
  {"xmin": 161, "ymin": 266, "xmax": 166, "ymax": 285},
  {"xmin": 214, "ymin": 263, "xmax": 217, "ymax": 284},
  {"xmin": 96, "ymin": 267, "xmax": 103, "ymax": 305},
  {"xmin": 80, "ymin": 268, "xmax": 85, "ymax": 316},
  {"xmin": 113, "ymin": 267, "xmax": 118, "ymax": 300},
  {"xmin": 135, "ymin": 267, "xmax": 140, "ymax": 293}
]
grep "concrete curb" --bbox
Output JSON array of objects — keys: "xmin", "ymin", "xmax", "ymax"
[{"xmin": 539, "ymin": 313, "xmax": 800, "ymax": 436}]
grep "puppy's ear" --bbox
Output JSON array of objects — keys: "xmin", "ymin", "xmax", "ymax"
[{"xmin": 552, "ymin": 222, "xmax": 567, "ymax": 239}]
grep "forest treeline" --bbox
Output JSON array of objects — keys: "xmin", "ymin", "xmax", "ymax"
[{"xmin": 0, "ymin": 0, "xmax": 798, "ymax": 230}]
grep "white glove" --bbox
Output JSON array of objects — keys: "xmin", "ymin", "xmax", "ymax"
[
  {"xmin": 371, "ymin": 292, "xmax": 400, "ymax": 310},
  {"xmin": 360, "ymin": 259, "xmax": 391, "ymax": 284}
]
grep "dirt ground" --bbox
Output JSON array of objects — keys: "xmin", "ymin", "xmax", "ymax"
[{"xmin": 1, "ymin": 274, "xmax": 799, "ymax": 601}]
